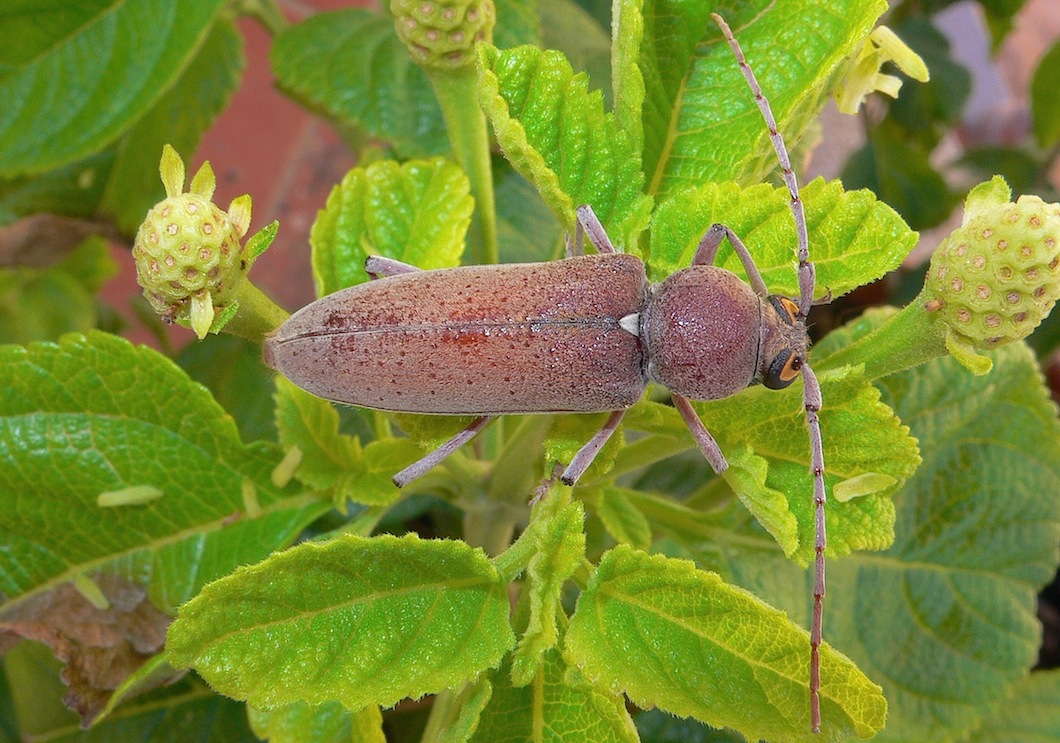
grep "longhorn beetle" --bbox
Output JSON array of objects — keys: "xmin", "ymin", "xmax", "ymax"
[{"xmin": 264, "ymin": 14, "xmax": 829, "ymax": 733}]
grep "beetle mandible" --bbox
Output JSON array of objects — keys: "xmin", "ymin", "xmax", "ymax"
[{"xmin": 264, "ymin": 14, "xmax": 829, "ymax": 733}]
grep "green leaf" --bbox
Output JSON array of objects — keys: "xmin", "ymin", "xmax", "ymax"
[
  {"xmin": 0, "ymin": 0, "xmax": 229, "ymax": 177},
  {"xmin": 29, "ymin": 676, "xmax": 257, "ymax": 742},
  {"xmin": 477, "ymin": 44, "xmax": 653, "ymax": 249},
  {"xmin": 510, "ymin": 499, "xmax": 586, "ymax": 686},
  {"xmin": 635, "ymin": 708, "xmax": 745, "ymax": 742},
  {"xmin": 0, "ymin": 332, "xmax": 326, "ymax": 614},
  {"xmin": 829, "ymin": 339, "xmax": 1060, "ymax": 741},
  {"xmin": 841, "ymin": 121, "xmax": 955, "ymax": 231},
  {"xmin": 0, "ymin": 237, "xmax": 116, "ymax": 344},
  {"xmin": 1031, "ymin": 39, "xmax": 1060, "ymax": 149},
  {"xmin": 564, "ymin": 546, "xmax": 886, "ymax": 741},
  {"xmin": 639, "ymin": 0, "xmax": 886, "ymax": 199},
  {"xmin": 703, "ymin": 363, "xmax": 920, "ymax": 564},
  {"xmin": 722, "ymin": 446, "xmax": 800, "ymax": 557},
  {"xmin": 271, "ymin": 9, "xmax": 447, "ymax": 159},
  {"xmin": 2, "ymin": 641, "xmax": 78, "ymax": 737},
  {"xmin": 625, "ymin": 358, "xmax": 920, "ymax": 564},
  {"xmin": 712, "ymin": 317, "xmax": 1060, "ymax": 742},
  {"xmin": 887, "ymin": 18, "xmax": 972, "ymax": 143},
  {"xmin": 177, "ymin": 334, "xmax": 279, "ymax": 443},
  {"xmin": 649, "ymin": 178, "xmax": 918, "ymax": 300},
  {"xmin": 493, "ymin": 159, "xmax": 562, "ymax": 263},
  {"xmin": 98, "ymin": 17, "xmax": 244, "ymax": 234},
  {"xmin": 964, "ymin": 670, "xmax": 1060, "ymax": 742},
  {"xmin": 311, "ymin": 158, "xmax": 473, "ymax": 297},
  {"xmin": 611, "ymin": 0, "xmax": 645, "ymax": 150},
  {"xmin": 541, "ymin": 0, "xmax": 613, "ymax": 109},
  {"xmin": 430, "ymin": 679, "xmax": 494, "ymax": 743},
  {"xmin": 493, "ymin": 0, "xmax": 540, "ymax": 49},
  {"xmin": 472, "ymin": 650, "xmax": 638, "ymax": 743},
  {"xmin": 249, "ymin": 701, "xmax": 385, "ymax": 743},
  {"xmin": 273, "ymin": 375, "xmax": 400, "ymax": 506},
  {"xmin": 594, "ymin": 487, "xmax": 652, "ymax": 550},
  {"xmin": 166, "ymin": 534, "xmax": 515, "ymax": 711},
  {"xmin": 0, "ymin": 151, "xmax": 114, "ymax": 226}
]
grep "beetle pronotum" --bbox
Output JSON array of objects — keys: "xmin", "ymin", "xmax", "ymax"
[{"xmin": 264, "ymin": 14, "xmax": 828, "ymax": 732}]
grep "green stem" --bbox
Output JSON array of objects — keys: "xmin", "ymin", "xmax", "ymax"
[
  {"xmin": 236, "ymin": 0, "xmax": 288, "ymax": 34},
  {"xmin": 463, "ymin": 505, "xmax": 517, "ymax": 557},
  {"xmin": 816, "ymin": 288, "xmax": 950, "ymax": 380},
  {"xmin": 421, "ymin": 686, "xmax": 467, "ymax": 741},
  {"xmin": 224, "ymin": 280, "xmax": 289, "ymax": 343},
  {"xmin": 487, "ymin": 415, "xmax": 553, "ymax": 504},
  {"xmin": 428, "ymin": 66, "xmax": 499, "ymax": 265}
]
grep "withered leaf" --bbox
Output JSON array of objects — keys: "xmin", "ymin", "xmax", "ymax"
[{"xmin": 0, "ymin": 574, "xmax": 175, "ymax": 726}]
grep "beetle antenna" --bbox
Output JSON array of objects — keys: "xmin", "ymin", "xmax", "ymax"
[
  {"xmin": 712, "ymin": 13, "xmax": 827, "ymax": 733},
  {"xmin": 710, "ymin": 14, "xmax": 814, "ymax": 318}
]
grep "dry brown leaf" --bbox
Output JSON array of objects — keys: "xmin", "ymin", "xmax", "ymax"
[
  {"xmin": 0, "ymin": 574, "xmax": 173, "ymax": 726},
  {"xmin": 0, "ymin": 214, "xmax": 118, "ymax": 269}
]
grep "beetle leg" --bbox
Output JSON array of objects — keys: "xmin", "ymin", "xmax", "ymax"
[
  {"xmin": 672, "ymin": 395, "xmax": 728, "ymax": 473},
  {"xmin": 560, "ymin": 409, "xmax": 627, "ymax": 485},
  {"xmin": 692, "ymin": 225, "xmax": 770, "ymax": 298},
  {"xmin": 365, "ymin": 255, "xmax": 422, "ymax": 279},
  {"xmin": 574, "ymin": 205, "xmax": 617, "ymax": 255},
  {"xmin": 391, "ymin": 415, "xmax": 494, "ymax": 487}
]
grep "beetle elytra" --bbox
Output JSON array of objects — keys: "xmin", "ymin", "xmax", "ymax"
[{"xmin": 264, "ymin": 14, "xmax": 829, "ymax": 732}]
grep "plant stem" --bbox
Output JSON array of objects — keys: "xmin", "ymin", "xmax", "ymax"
[
  {"xmin": 224, "ymin": 280, "xmax": 289, "ymax": 343},
  {"xmin": 428, "ymin": 67, "xmax": 499, "ymax": 265},
  {"xmin": 463, "ymin": 504, "xmax": 518, "ymax": 557},
  {"xmin": 816, "ymin": 289, "xmax": 949, "ymax": 380},
  {"xmin": 236, "ymin": 0, "xmax": 288, "ymax": 35}
]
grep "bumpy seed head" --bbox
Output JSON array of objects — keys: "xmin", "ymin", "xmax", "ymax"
[
  {"xmin": 925, "ymin": 177, "xmax": 1060, "ymax": 349},
  {"xmin": 391, "ymin": 0, "xmax": 495, "ymax": 69},
  {"xmin": 132, "ymin": 145, "xmax": 252, "ymax": 338}
]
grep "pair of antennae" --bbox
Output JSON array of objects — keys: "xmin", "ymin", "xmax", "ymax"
[{"xmin": 712, "ymin": 13, "xmax": 828, "ymax": 733}]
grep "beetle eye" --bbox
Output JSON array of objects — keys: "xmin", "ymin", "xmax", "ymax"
[
  {"xmin": 764, "ymin": 349, "xmax": 803, "ymax": 389},
  {"xmin": 769, "ymin": 296, "xmax": 800, "ymax": 325}
]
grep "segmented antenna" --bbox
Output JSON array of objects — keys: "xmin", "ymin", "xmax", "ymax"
[
  {"xmin": 711, "ymin": 13, "xmax": 828, "ymax": 734},
  {"xmin": 710, "ymin": 14, "xmax": 815, "ymax": 319}
]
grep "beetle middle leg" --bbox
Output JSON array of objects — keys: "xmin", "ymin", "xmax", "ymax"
[
  {"xmin": 560, "ymin": 409, "xmax": 628, "ymax": 485},
  {"xmin": 391, "ymin": 415, "xmax": 494, "ymax": 488}
]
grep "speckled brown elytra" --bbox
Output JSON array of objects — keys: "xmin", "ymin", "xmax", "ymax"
[{"xmin": 264, "ymin": 14, "xmax": 829, "ymax": 732}]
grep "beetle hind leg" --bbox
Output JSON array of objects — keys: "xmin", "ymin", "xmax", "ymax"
[{"xmin": 392, "ymin": 415, "xmax": 494, "ymax": 487}]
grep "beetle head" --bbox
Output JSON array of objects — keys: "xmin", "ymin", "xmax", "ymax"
[{"xmin": 759, "ymin": 295, "xmax": 809, "ymax": 390}]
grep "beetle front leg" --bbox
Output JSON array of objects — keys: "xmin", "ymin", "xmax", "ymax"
[
  {"xmin": 692, "ymin": 225, "xmax": 769, "ymax": 298},
  {"xmin": 365, "ymin": 255, "xmax": 422, "ymax": 279},
  {"xmin": 392, "ymin": 415, "xmax": 494, "ymax": 487},
  {"xmin": 672, "ymin": 395, "xmax": 728, "ymax": 473}
]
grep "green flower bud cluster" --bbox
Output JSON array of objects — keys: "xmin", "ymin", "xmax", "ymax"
[
  {"xmin": 924, "ymin": 177, "xmax": 1060, "ymax": 349},
  {"xmin": 391, "ymin": 0, "xmax": 495, "ymax": 70},
  {"xmin": 133, "ymin": 145, "xmax": 253, "ymax": 338}
]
